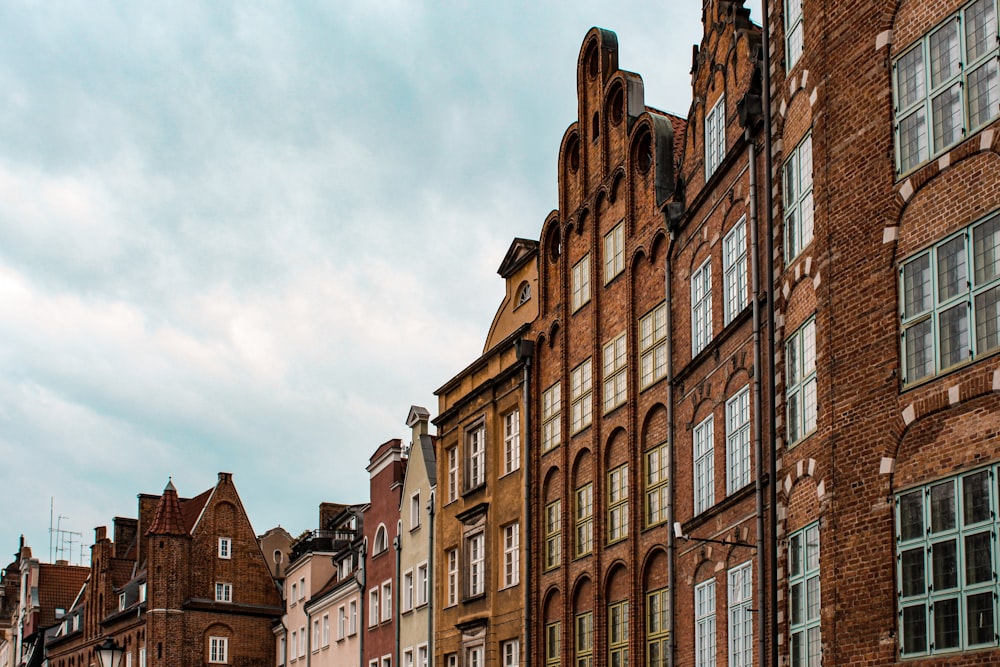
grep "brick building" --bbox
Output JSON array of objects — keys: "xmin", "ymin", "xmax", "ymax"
[
  {"xmin": 45, "ymin": 473, "xmax": 283, "ymax": 667},
  {"xmin": 432, "ymin": 238, "xmax": 538, "ymax": 667}
]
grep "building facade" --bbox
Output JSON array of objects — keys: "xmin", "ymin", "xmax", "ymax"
[{"xmin": 433, "ymin": 238, "xmax": 538, "ymax": 667}]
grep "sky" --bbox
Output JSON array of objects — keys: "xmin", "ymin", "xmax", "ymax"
[{"xmin": 0, "ymin": 1, "xmax": 747, "ymax": 565}]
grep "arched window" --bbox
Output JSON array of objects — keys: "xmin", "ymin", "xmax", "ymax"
[
  {"xmin": 374, "ymin": 525, "xmax": 388, "ymax": 555},
  {"xmin": 517, "ymin": 283, "xmax": 532, "ymax": 306}
]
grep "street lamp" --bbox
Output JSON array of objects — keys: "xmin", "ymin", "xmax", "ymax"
[{"xmin": 96, "ymin": 638, "xmax": 125, "ymax": 667}]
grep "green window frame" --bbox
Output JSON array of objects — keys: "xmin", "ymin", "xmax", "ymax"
[
  {"xmin": 900, "ymin": 212, "xmax": 1000, "ymax": 385},
  {"xmin": 789, "ymin": 523, "xmax": 821, "ymax": 667},
  {"xmin": 786, "ymin": 317, "xmax": 817, "ymax": 445},
  {"xmin": 892, "ymin": 0, "xmax": 1000, "ymax": 174},
  {"xmin": 896, "ymin": 465, "xmax": 1000, "ymax": 656},
  {"xmin": 783, "ymin": 134, "xmax": 814, "ymax": 264}
]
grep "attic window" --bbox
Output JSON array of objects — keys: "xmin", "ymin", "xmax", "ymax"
[
  {"xmin": 119, "ymin": 593, "xmax": 126, "ymax": 611},
  {"xmin": 636, "ymin": 131, "xmax": 653, "ymax": 173},
  {"xmin": 517, "ymin": 283, "xmax": 531, "ymax": 306},
  {"xmin": 55, "ymin": 607, "xmax": 66, "ymax": 618}
]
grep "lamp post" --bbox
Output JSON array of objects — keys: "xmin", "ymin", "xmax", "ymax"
[{"xmin": 96, "ymin": 638, "xmax": 125, "ymax": 667}]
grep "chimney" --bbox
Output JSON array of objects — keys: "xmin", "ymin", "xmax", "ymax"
[
  {"xmin": 218, "ymin": 472, "xmax": 232, "ymax": 485},
  {"xmin": 406, "ymin": 405, "xmax": 430, "ymax": 440},
  {"xmin": 113, "ymin": 517, "xmax": 138, "ymax": 559}
]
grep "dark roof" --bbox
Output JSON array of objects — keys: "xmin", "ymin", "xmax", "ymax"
[
  {"xmin": 36, "ymin": 564, "xmax": 88, "ymax": 628},
  {"xmin": 147, "ymin": 481, "xmax": 188, "ymax": 536}
]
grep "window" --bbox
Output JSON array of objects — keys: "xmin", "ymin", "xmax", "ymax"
[
  {"xmin": 575, "ymin": 483, "xmax": 594, "ymax": 557},
  {"xmin": 646, "ymin": 443, "xmax": 669, "ymax": 527},
  {"xmin": 466, "ymin": 646, "xmax": 484, "ymax": 667},
  {"xmin": 546, "ymin": 622, "xmax": 561, "ymax": 667},
  {"xmin": 290, "ymin": 631, "xmax": 297, "ymax": 660},
  {"xmin": 313, "ymin": 620, "xmax": 321, "ymax": 652},
  {"xmin": 467, "ymin": 425, "xmax": 486, "ymax": 489},
  {"xmin": 608, "ymin": 600, "xmax": 629, "ymax": 667},
  {"xmin": 448, "ymin": 447, "xmax": 459, "ymax": 502},
  {"xmin": 603, "ymin": 333, "xmax": 627, "ymax": 412},
  {"xmin": 215, "ymin": 582, "xmax": 232, "ymax": 603},
  {"xmin": 446, "ymin": 654, "xmax": 457, "ymax": 667},
  {"xmin": 783, "ymin": 134, "xmax": 814, "ymax": 262},
  {"xmin": 901, "ymin": 213, "xmax": 1000, "ymax": 384},
  {"xmin": 648, "ymin": 587, "xmax": 669, "ymax": 667},
  {"xmin": 418, "ymin": 645, "xmax": 428, "ymax": 667},
  {"xmin": 139, "ymin": 583, "xmax": 146, "ymax": 603},
  {"xmin": 706, "ymin": 95, "xmax": 726, "ymax": 177},
  {"xmin": 576, "ymin": 612, "xmax": 594, "ymax": 667},
  {"xmin": 894, "ymin": 0, "xmax": 999, "ymax": 174},
  {"xmin": 895, "ymin": 465, "xmax": 1000, "ymax": 655},
  {"xmin": 572, "ymin": 254, "xmax": 592, "ymax": 311},
  {"xmin": 728, "ymin": 562, "xmax": 753, "ymax": 667},
  {"xmin": 126, "ymin": 651, "xmax": 132, "ymax": 667},
  {"xmin": 604, "ymin": 223, "xmax": 625, "ymax": 283},
  {"xmin": 403, "ymin": 650, "xmax": 413, "ymax": 667},
  {"xmin": 542, "ymin": 382, "xmax": 562, "ymax": 451},
  {"xmin": 382, "ymin": 581, "xmax": 392, "ymax": 621},
  {"xmin": 299, "ymin": 577, "xmax": 305, "ymax": 600},
  {"xmin": 119, "ymin": 593, "xmax": 126, "ymax": 611},
  {"xmin": 416, "ymin": 563, "xmax": 428, "ymax": 606},
  {"xmin": 208, "ymin": 637, "xmax": 228, "ymax": 664},
  {"xmin": 410, "ymin": 492, "xmax": 421, "ymax": 529},
  {"xmin": 607, "ymin": 464, "xmax": 629, "ymax": 543},
  {"xmin": 349, "ymin": 599, "xmax": 357, "ymax": 635},
  {"xmin": 726, "ymin": 386, "xmax": 751, "ymax": 494},
  {"xmin": 139, "ymin": 648, "xmax": 145, "ymax": 667},
  {"xmin": 502, "ymin": 639, "xmax": 520, "ymax": 667},
  {"xmin": 504, "ymin": 410, "xmax": 521, "ymax": 474},
  {"xmin": 383, "ymin": 656, "xmax": 392, "ymax": 667},
  {"xmin": 447, "ymin": 548, "xmax": 458, "ymax": 606},
  {"xmin": 545, "ymin": 500, "xmax": 562, "ymax": 570},
  {"xmin": 290, "ymin": 581, "xmax": 297, "ymax": 602},
  {"xmin": 374, "ymin": 525, "xmax": 388, "ymax": 555},
  {"xmin": 279, "ymin": 637, "xmax": 286, "ymax": 665},
  {"xmin": 403, "ymin": 571, "xmax": 413, "ymax": 611},
  {"xmin": 218, "ymin": 537, "xmax": 231, "ymax": 559},
  {"xmin": 571, "ymin": 359, "xmax": 593, "ymax": 433},
  {"xmin": 723, "ymin": 219, "xmax": 748, "ymax": 325},
  {"xmin": 298, "ymin": 628, "xmax": 306, "ymax": 658},
  {"xmin": 695, "ymin": 579, "xmax": 717, "ymax": 667},
  {"xmin": 692, "ymin": 258, "xmax": 713, "ymax": 356},
  {"xmin": 517, "ymin": 283, "xmax": 531, "ymax": 306},
  {"xmin": 786, "ymin": 318, "xmax": 817, "ymax": 444},
  {"xmin": 639, "ymin": 303, "xmax": 667, "ymax": 389},
  {"xmin": 694, "ymin": 415, "xmax": 715, "ymax": 514},
  {"xmin": 369, "ymin": 589, "xmax": 379, "ymax": 627},
  {"xmin": 503, "ymin": 523, "xmax": 520, "ymax": 587},
  {"xmin": 338, "ymin": 606, "xmax": 346, "ymax": 640},
  {"xmin": 785, "ymin": 0, "xmax": 804, "ymax": 69},
  {"xmin": 789, "ymin": 523, "xmax": 820, "ymax": 667},
  {"xmin": 468, "ymin": 532, "xmax": 485, "ymax": 597}
]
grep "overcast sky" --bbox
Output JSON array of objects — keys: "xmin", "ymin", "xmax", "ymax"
[{"xmin": 0, "ymin": 1, "xmax": 751, "ymax": 564}]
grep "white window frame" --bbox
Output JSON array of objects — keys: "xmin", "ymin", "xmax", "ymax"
[
  {"xmin": 416, "ymin": 562, "xmax": 428, "ymax": 606},
  {"xmin": 695, "ymin": 579, "xmax": 717, "ymax": 667},
  {"xmin": 349, "ymin": 599, "xmax": 357, "ymax": 635},
  {"xmin": 602, "ymin": 332, "xmax": 627, "ymax": 413},
  {"xmin": 783, "ymin": 134, "xmax": 814, "ymax": 263},
  {"xmin": 465, "ymin": 645, "xmax": 484, "ymax": 667},
  {"xmin": 381, "ymin": 580, "xmax": 392, "ymax": 622},
  {"xmin": 447, "ymin": 446, "xmax": 459, "ymax": 502},
  {"xmin": 410, "ymin": 492, "xmax": 421, "ymax": 529},
  {"xmin": 785, "ymin": 0, "xmax": 804, "ymax": 70},
  {"xmin": 607, "ymin": 464, "xmax": 629, "ymax": 543},
  {"xmin": 570, "ymin": 358, "xmax": 593, "ymax": 433},
  {"xmin": 692, "ymin": 258, "xmax": 713, "ymax": 356},
  {"xmin": 503, "ymin": 522, "xmax": 520, "ymax": 587},
  {"xmin": 403, "ymin": 570, "xmax": 414, "ymax": 612},
  {"xmin": 215, "ymin": 582, "xmax": 232, "ymax": 603},
  {"xmin": 468, "ymin": 532, "xmax": 486, "ymax": 597},
  {"xmin": 728, "ymin": 562, "xmax": 753, "ymax": 667},
  {"xmin": 706, "ymin": 95, "xmax": 726, "ymax": 177},
  {"xmin": 208, "ymin": 637, "xmax": 228, "ymax": 664},
  {"xmin": 447, "ymin": 548, "xmax": 458, "ymax": 606},
  {"xmin": 541, "ymin": 382, "xmax": 562, "ymax": 451},
  {"xmin": 726, "ymin": 386, "xmax": 751, "ymax": 494},
  {"xmin": 338, "ymin": 606, "xmax": 346, "ymax": 640},
  {"xmin": 694, "ymin": 415, "xmax": 715, "ymax": 514},
  {"xmin": 572, "ymin": 254, "xmax": 592, "ymax": 311},
  {"xmin": 604, "ymin": 222, "xmax": 625, "ymax": 283},
  {"xmin": 312, "ymin": 619, "xmax": 321, "ymax": 652},
  {"xmin": 789, "ymin": 523, "xmax": 821, "ymax": 667},
  {"xmin": 369, "ymin": 588, "xmax": 379, "ymax": 627},
  {"xmin": 504, "ymin": 410, "xmax": 521, "ymax": 474},
  {"xmin": 417, "ymin": 645, "xmax": 428, "ymax": 667},
  {"xmin": 723, "ymin": 218, "xmax": 749, "ymax": 325},
  {"xmin": 502, "ymin": 639, "xmax": 520, "ymax": 667},
  {"xmin": 403, "ymin": 649, "xmax": 414, "ymax": 667},
  {"xmin": 467, "ymin": 424, "xmax": 486, "ymax": 489},
  {"xmin": 639, "ymin": 302, "xmax": 667, "ymax": 389},
  {"xmin": 298, "ymin": 627, "xmax": 306, "ymax": 658},
  {"xmin": 218, "ymin": 537, "xmax": 231, "ymax": 559},
  {"xmin": 786, "ymin": 317, "xmax": 817, "ymax": 445},
  {"xmin": 893, "ymin": 0, "xmax": 1000, "ymax": 174}
]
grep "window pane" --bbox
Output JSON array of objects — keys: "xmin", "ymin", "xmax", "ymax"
[
  {"xmin": 964, "ymin": 531, "xmax": 993, "ymax": 585},
  {"xmin": 904, "ymin": 319, "xmax": 934, "ymax": 381},
  {"xmin": 901, "ymin": 548, "xmax": 926, "ymax": 597},
  {"xmin": 902, "ymin": 604, "xmax": 928, "ymax": 654},
  {"xmin": 791, "ymin": 582, "xmax": 803, "ymax": 625},
  {"xmin": 965, "ymin": 0, "xmax": 998, "ymax": 62},
  {"xmin": 928, "ymin": 20, "xmax": 961, "ymax": 88},
  {"xmin": 931, "ymin": 83, "xmax": 963, "ymax": 152},
  {"xmin": 967, "ymin": 60, "xmax": 999, "ymax": 129},
  {"xmin": 975, "ymin": 285, "xmax": 1000, "ymax": 353},
  {"xmin": 963, "ymin": 471, "xmax": 991, "ymax": 524},
  {"xmin": 896, "ymin": 47, "xmax": 925, "ymax": 109},
  {"xmin": 930, "ymin": 481, "xmax": 956, "ymax": 533},
  {"xmin": 806, "ymin": 576, "xmax": 820, "ymax": 620},
  {"xmin": 938, "ymin": 302, "xmax": 970, "ymax": 368},
  {"xmin": 899, "ymin": 108, "xmax": 928, "ymax": 172},
  {"xmin": 931, "ymin": 539, "xmax": 957, "ymax": 590},
  {"xmin": 938, "ymin": 236, "xmax": 968, "ymax": 302},
  {"xmin": 974, "ymin": 215, "xmax": 1000, "ymax": 285},
  {"xmin": 903, "ymin": 253, "xmax": 932, "ymax": 317},
  {"xmin": 790, "ymin": 632, "xmax": 803, "ymax": 667},
  {"xmin": 801, "ymin": 191, "xmax": 814, "ymax": 247},
  {"xmin": 967, "ymin": 591, "xmax": 995, "ymax": 645},
  {"xmin": 900, "ymin": 490, "xmax": 925, "ymax": 540},
  {"xmin": 790, "ymin": 533, "xmax": 802, "ymax": 576},
  {"xmin": 807, "ymin": 626, "xmax": 821, "ymax": 667},
  {"xmin": 934, "ymin": 597, "xmax": 960, "ymax": 650}
]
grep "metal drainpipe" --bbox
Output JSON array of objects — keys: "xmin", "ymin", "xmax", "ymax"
[
  {"xmin": 427, "ymin": 490, "xmax": 435, "ymax": 664},
  {"xmin": 747, "ymin": 124, "xmax": 767, "ymax": 667},
  {"xmin": 663, "ymin": 221, "xmax": 677, "ymax": 667},
  {"xmin": 757, "ymin": 0, "xmax": 779, "ymax": 665},
  {"xmin": 518, "ymin": 340, "xmax": 534, "ymax": 667},
  {"xmin": 394, "ymin": 534, "xmax": 401, "ymax": 667},
  {"xmin": 306, "ymin": 603, "xmax": 312, "ymax": 667},
  {"xmin": 359, "ymin": 540, "xmax": 366, "ymax": 667}
]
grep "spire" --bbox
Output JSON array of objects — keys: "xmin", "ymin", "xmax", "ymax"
[{"xmin": 146, "ymin": 478, "xmax": 188, "ymax": 536}]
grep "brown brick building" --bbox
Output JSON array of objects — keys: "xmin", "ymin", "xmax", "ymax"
[{"xmin": 45, "ymin": 473, "xmax": 282, "ymax": 667}]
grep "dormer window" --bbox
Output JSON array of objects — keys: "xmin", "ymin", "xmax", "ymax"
[{"xmin": 119, "ymin": 593, "xmax": 126, "ymax": 611}]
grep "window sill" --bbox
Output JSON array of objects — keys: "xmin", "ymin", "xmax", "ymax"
[
  {"xmin": 541, "ymin": 444, "xmax": 561, "ymax": 457},
  {"xmin": 606, "ymin": 536, "xmax": 628, "ymax": 547},
  {"xmin": 462, "ymin": 592, "xmax": 487, "ymax": 604},
  {"xmin": 603, "ymin": 401, "xmax": 626, "ymax": 418},
  {"xmin": 462, "ymin": 484, "xmax": 487, "ymax": 499}
]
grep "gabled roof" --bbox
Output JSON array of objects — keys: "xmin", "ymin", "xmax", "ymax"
[
  {"xmin": 497, "ymin": 238, "xmax": 539, "ymax": 278},
  {"xmin": 35, "ymin": 563, "xmax": 88, "ymax": 628}
]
